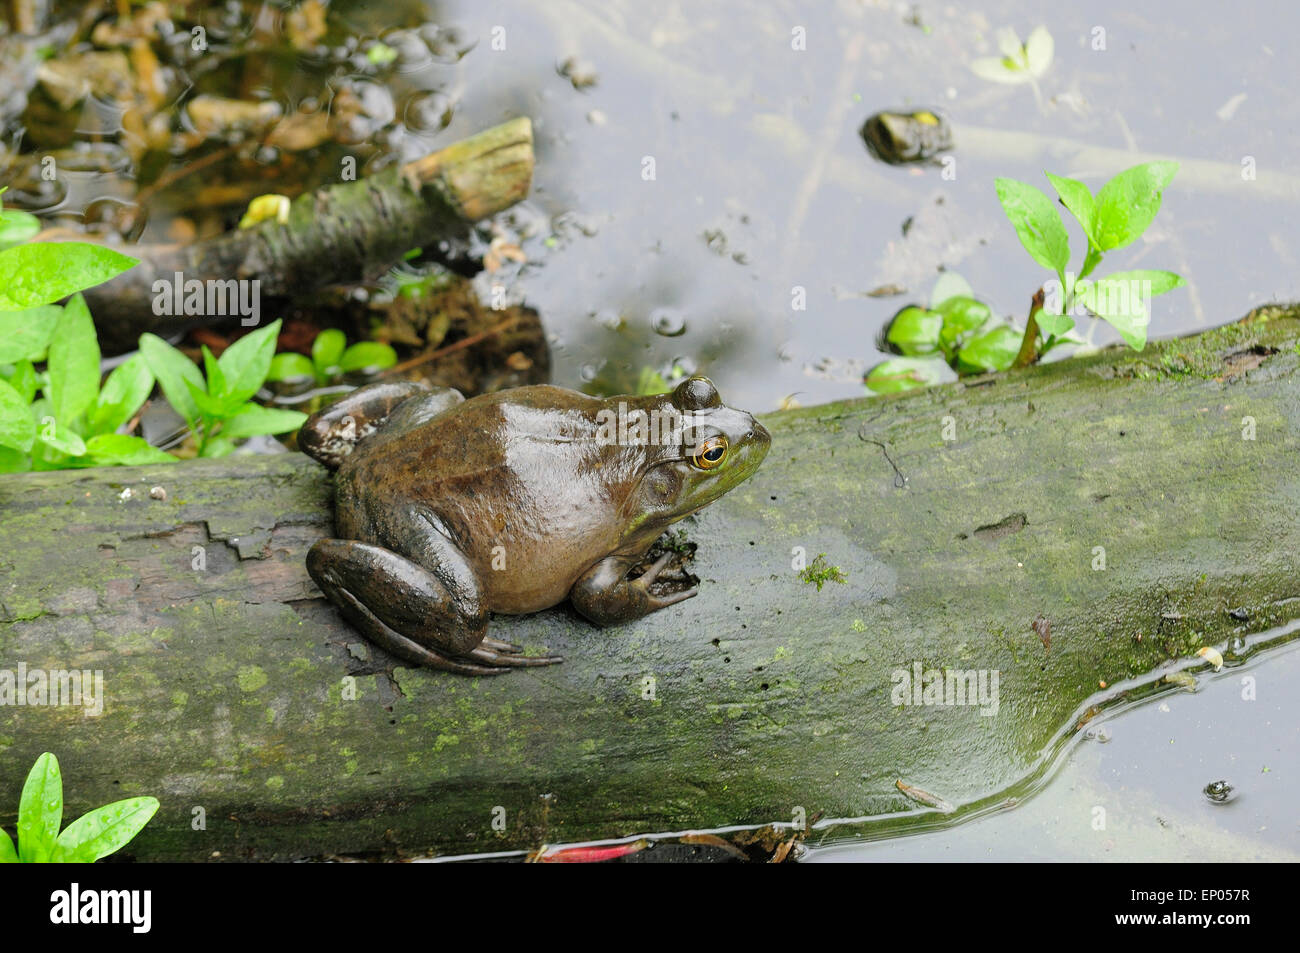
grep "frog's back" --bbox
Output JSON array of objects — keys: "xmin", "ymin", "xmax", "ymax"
[{"xmin": 335, "ymin": 386, "xmax": 643, "ymax": 611}]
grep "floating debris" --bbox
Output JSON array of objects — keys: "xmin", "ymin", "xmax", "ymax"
[
  {"xmin": 896, "ymin": 778, "xmax": 955, "ymax": 813},
  {"xmin": 1163, "ymin": 671, "xmax": 1198, "ymax": 692},
  {"xmin": 1032, "ymin": 614, "xmax": 1051, "ymax": 652},
  {"xmin": 1197, "ymin": 646, "xmax": 1225, "ymax": 671},
  {"xmin": 528, "ymin": 838, "xmax": 650, "ymax": 863}
]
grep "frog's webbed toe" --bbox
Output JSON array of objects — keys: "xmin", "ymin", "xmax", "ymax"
[
  {"xmin": 569, "ymin": 551, "xmax": 698, "ymax": 626},
  {"xmin": 469, "ymin": 644, "xmax": 564, "ymax": 667}
]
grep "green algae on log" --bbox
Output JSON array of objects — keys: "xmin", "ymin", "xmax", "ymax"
[
  {"xmin": 78, "ymin": 117, "xmax": 535, "ymax": 352},
  {"xmin": 1, "ymin": 310, "xmax": 1299, "ymax": 860}
]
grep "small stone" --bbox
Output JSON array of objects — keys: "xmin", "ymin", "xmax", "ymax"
[{"xmin": 149, "ymin": 485, "xmax": 167, "ymax": 501}]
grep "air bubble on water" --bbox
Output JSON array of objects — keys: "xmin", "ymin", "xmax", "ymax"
[{"xmin": 651, "ymin": 309, "xmax": 686, "ymax": 337}]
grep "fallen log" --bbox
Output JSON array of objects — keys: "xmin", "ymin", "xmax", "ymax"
[
  {"xmin": 2, "ymin": 309, "xmax": 1299, "ymax": 860},
  {"xmin": 74, "ymin": 117, "xmax": 535, "ymax": 352}
]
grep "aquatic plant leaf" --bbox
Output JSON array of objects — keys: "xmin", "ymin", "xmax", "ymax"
[
  {"xmin": 139, "ymin": 333, "xmax": 206, "ymax": 429},
  {"xmin": 47, "ymin": 294, "xmax": 100, "ymax": 426},
  {"xmin": 995, "ymin": 178, "xmax": 1070, "ymax": 281},
  {"xmin": 1093, "ymin": 161, "xmax": 1179, "ymax": 251},
  {"xmin": 865, "ymin": 357, "xmax": 954, "ymax": 393},
  {"xmin": 89, "ymin": 354, "xmax": 155, "ymax": 436},
  {"xmin": 0, "ymin": 305, "xmax": 60, "ymax": 362},
  {"xmin": 52, "ymin": 797, "xmax": 159, "ymax": 863},
  {"xmin": 17, "ymin": 752, "xmax": 62, "ymax": 863},
  {"xmin": 0, "ymin": 242, "xmax": 137, "ymax": 310},
  {"xmin": 957, "ymin": 324, "xmax": 1022, "ymax": 373},
  {"xmin": 0, "ymin": 378, "xmax": 35, "ymax": 452},
  {"xmin": 886, "ymin": 306, "xmax": 943, "ymax": 355},
  {"xmin": 217, "ymin": 318, "xmax": 282, "ymax": 405}
]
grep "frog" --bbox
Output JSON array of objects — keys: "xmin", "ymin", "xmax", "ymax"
[
  {"xmin": 299, "ymin": 376, "xmax": 771, "ymax": 676},
  {"xmin": 860, "ymin": 109, "xmax": 954, "ymax": 166}
]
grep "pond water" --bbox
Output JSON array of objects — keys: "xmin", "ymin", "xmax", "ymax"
[{"xmin": 420, "ymin": 0, "xmax": 1300, "ymax": 409}]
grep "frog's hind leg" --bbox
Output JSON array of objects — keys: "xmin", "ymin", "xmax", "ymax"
[
  {"xmin": 307, "ymin": 538, "xmax": 561, "ymax": 675},
  {"xmin": 299, "ymin": 381, "xmax": 464, "ymax": 469}
]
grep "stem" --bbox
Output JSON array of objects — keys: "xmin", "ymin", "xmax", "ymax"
[{"xmin": 1012, "ymin": 288, "xmax": 1046, "ymax": 368}]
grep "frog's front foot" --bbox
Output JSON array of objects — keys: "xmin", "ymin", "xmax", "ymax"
[
  {"xmin": 307, "ymin": 538, "xmax": 563, "ymax": 675},
  {"xmin": 569, "ymin": 551, "xmax": 697, "ymax": 627}
]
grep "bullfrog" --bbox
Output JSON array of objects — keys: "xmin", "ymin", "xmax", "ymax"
[
  {"xmin": 860, "ymin": 109, "xmax": 954, "ymax": 165},
  {"xmin": 300, "ymin": 376, "xmax": 771, "ymax": 675}
]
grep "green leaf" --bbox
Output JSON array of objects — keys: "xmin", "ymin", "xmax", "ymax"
[
  {"xmin": 217, "ymin": 319, "xmax": 281, "ymax": 405},
  {"xmin": 1023, "ymin": 25, "xmax": 1054, "ymax": 77},
  {"xmin": 139, "ymin": 333, "xmax": 205, "ymax": 429},
  {"xmin": 312, "ymin": 328, "xmax": 347, "ymax": 372},
  {"xmin": 1103, "ymin": 269, "xmax": 1186, "ymax": 298},
  {"xmin": 1078, "ymin": 277, "xmax": 1150, "ymax": 349},
  {"xmin": 1035, "ymin": 309, "xmax": 1075, "ymax": 338},
  {"xmin": 339, "ymin": 341, "xmax": 398, "ymax": 373},
  {"xmin": 864, "ymin": 357, "xmax": 955, "ymax": 394},
  {"xmin": 47, "ymin": 293, "xmax": 100, "ymax": 425},
  {"xmin": 930, "ymin": 272, "xmax": 973, "ymax": 308},
  {"xmin": 0, "ymin": 445, "xmax": 31, "ymax": 472},
  {"xmin": 0, "ymin": 378, "xmax": 35, "ymax": 452},
  {"xmin": 84, "ymin": 433, "xmax": 177, "ymax": 466},
  {"xmin": 219, "ymin": 403, "xmax": 309, "ymax": 440},
  {"xmin": 184, "ymin": 377, "xmax": 230, "ymax": 419},
  {"xmin": 957, "ymin": 324, "xmax": 1023, "ymax": 373},
  {"xmin": 995, "ymin": 27, "xmax": 1024, "ymax": 59},
  {"xmin": 0, "ymin": 208, "xmax": 41, "ymax": 251},
  {"xmin": 1092, "ymin": 161, "xmax": 1179, "ymax": 251},
  {"xmin": 885, "ymin": 306, "xmax": 943, "ymax": 356},
  {"xmin": 201, "ymin": 436, "xmax": 236, "ymax": 458},
  {"xmin": 0, "ymin": 242, "xmax": 138, "ymax": 310},
  {"xmin": 935, "ymin": 295, "xmax": 993, "ymax": 355},
  {"xmin": 89, "ymin": 355, "xmax": 154, "ymax": 435},
  {"xmin": 18, "ymin": 752, "xmax": 62, "ymax": 863},
  {"xmin": 971, "ymin": 57, "xmax": 1030, "ymax": 84},
  {"xmin": 202, "ymin": 345, "xmax": 228, "ymax": 402},
  {"xmin": 3, "ymin": 359, "xmax": 38, "ymax": 404},
  {"xmin": 52, "ymin": 797, "xmax": 159, "ymax": 863},
  {"xmin": 267, "ymin": 351, "xmax": 316, "ymax": 383},
  {"xmin": 0, "ymin": 825, "xmax": 16, "ymax": 863},
  {"xmin": 995, "ymin": 178, "xmax": 1070, "ymax": 280},
  {"xmin": 0, "ymin": 305, "xmax": 61, "ymax": 362},
  {"xmin": 38, "ymin": 424, "xmax": 86, "ymax": 457},
  {"xmin": 1045, "ymin": 172, "xmax": 1098, "ymax": 246}
]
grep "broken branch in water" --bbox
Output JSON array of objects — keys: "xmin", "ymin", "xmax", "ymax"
[{"xmin": 67, "ymin": 117, "xmax": 535, "ymax": 352}]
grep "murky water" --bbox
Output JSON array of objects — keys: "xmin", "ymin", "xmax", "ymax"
[
  {"xmin": 809, "ymin": 638, "xmax": 1300, "ymax": 861},
  {"xmin": 421, "ymin": 0, "xmax": 1300, "ymax": 408}
]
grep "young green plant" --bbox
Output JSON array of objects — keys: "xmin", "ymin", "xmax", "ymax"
[
  {"xmin": 266, "ymin": 328, "xmax": 397, "ymax": 386},
  {"xmin": 0, "ymin": 196, "xmax": 154, "ymax": 471},
  {"xmin": 1, "ymin": 752, "xmax": 159, "ymax": 863},
  {"xmin": 140, "ymin": 318, "xmax": 308, "ymax": 457}
]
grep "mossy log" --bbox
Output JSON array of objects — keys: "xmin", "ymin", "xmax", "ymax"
[
  {"xmin": 80, "ymin": 118, "xmax": 535, "ymax": 352},
  {"xmin": 2, "ymin": 311, "xmax": 1299, "ymax": 860}
]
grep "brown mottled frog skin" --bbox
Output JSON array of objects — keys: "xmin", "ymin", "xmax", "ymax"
[{"xmin": 299, "ymin": 377, "xmax": 770, "ymax": 675}]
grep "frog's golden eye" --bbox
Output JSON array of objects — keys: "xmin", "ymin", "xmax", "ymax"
[{"xmin": 691, "ymin": 435, "xmax": 728, "ymax": 470}]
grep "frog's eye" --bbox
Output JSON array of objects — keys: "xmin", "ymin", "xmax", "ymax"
[{"xmin": 691, "ymin": 435, "xmax": 728, "ymax": 470}]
